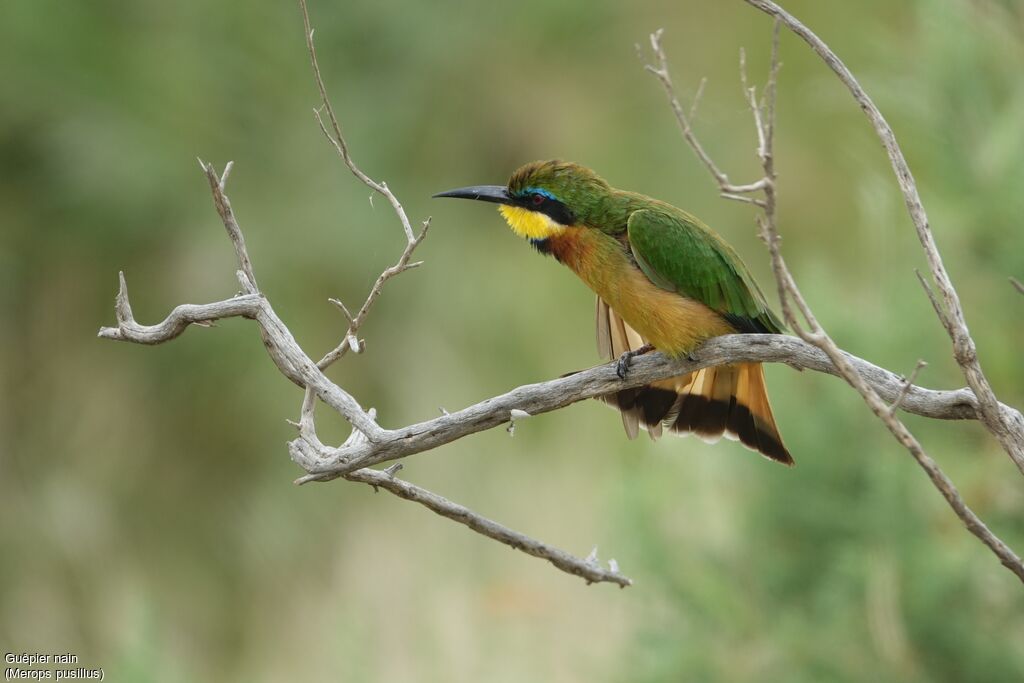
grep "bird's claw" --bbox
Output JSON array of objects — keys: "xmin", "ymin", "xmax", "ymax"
[
  {"xmin": 615, "ymin": 344, "xmax": 655, "ymax": 380},
  {"xmin": 616, "ymin": 354, "xmax": 631, "ymax": 380}
]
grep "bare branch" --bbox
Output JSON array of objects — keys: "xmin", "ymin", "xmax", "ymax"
[
  {"xmin": 328, "ymin": 297, "xmax": 355, "ymax": 325},
  {"xmin": 199, "ymin": 159, "xmax": 259, "ymax": 292},
  {"xmin": 915, "ymin": 268, "xmax": 956, "ymax": 338},
  {"xmin": 100, "ymin": 288, "xmax": 1006, "ymax": 434},
  {"xmin": 649, "ymin": 10, "xmax": 1024, "ymax": 582},
  {"xmin": 742, "ymin": 0, "xmax": 1024, "ymax": 485},
  {"xmin": 346, "ymin": 465, "xmax": 632, "ymax": 586},
  {"xmin": 316, "ymin": 219, "xmax": 430, "ymax": 369},
  {"xmin": 762, "ymin": 17, "xmax": 781, "ymax": 160},
  {"xmin": 720, "ymin": 192, "xmax": 766, "ymax": 207},
  {"xmin": 645, "ymin": 29, "xmax": 767, "ymax": 197},
  {"xmin": 98, "ymin": 281, "xmax": 261, "ymax": 344},
  {"xmin": 292, "ymin": 334, "xmax": 1019, "ymax": 483},
  {"xmin": 689, "ymin": 76, "xmax": 707, "ymax": 121},
  {"xmin": 1010, "ymin": 276, "xmax": 1024, "ymax": 296},
  {"xmin": 100, "ymin": 271, "xmax": 383, "ymax": 442},
  {"xmin": 738, "ymin": 48, "xmax": 767, "ymax": 161},
  {"xmin": 297, "ymin": 0, "xmax": 430, "ymax": 374},
  {"xmin": 289, "ymin": 436, "xmax": 630, "ymax": 586}
]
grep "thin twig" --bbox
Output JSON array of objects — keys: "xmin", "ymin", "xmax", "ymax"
[
  {"xmin": 328, "ymin": 297, "xmax": 355, "ymax": 325},
  {"xmin": 889, "ymin": 360, "xmax": 928, "ymax": 415},
  {"xmin": 689, "ymin": 76, "xmax": 707, "ymax": 121},
  {"xmin": 738, "ymin": 48, "xmax": 767, "ymax": 160},
  {"xmin": 298, "ymin": 0, "xmax": 417, "ymax": 243},
  {"xmin": 1010, "ymin": 276, "xmax": 1024, "ymax": 296},
  {"xmin": 317, "ymin": 220, "xmax": 429, "ymax": 369},
  {"xmin": 915, "ymin": 268, "xmax": 955, "ymax": 337},
  {"xmin": 304, "ymin": 0, "xmax": 631, "ymax": 585},
  {"xmin": 762, "ymin": 18, "xmax": 781, "ymax": 161},
  {"xmin": 345, "ymin": 466, "xmax": 632, "ymax": 586},
  {"xmin": 645, "ymin": 29, "xmax": 768, "ymax": 198},
  {"xmin": 199, "ymin": 159, "xmax": 259, "ymax": 292},
  {"xmin": 721, "ymin": 192, "xmax": 766, "ymax": 207},
  {"xmin": 297, "ymin": 0, "xmax": 430, "ymax": 373}
]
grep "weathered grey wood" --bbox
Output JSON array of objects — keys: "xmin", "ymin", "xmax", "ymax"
[{"xmin": 99, "ymin": 288, "xmax": 1016, "ymax": 478}]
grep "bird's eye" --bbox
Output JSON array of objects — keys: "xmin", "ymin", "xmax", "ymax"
[{"xmin": 531, "ymin": 193, "xmax": 545, "ymax": 206}]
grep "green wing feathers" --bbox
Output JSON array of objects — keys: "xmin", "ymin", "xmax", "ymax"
[{"xmin": 626, "ymin": 209, "xmax": 784, "ymax": 334}]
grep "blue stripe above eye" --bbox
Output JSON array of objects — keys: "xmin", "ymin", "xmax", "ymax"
[{"xmin": 524, "ymin": 186, "xmax": 558, "ymax": 201}]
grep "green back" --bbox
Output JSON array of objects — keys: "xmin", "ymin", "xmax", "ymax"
[{"xmin": 626, "ymin": 207, "xmax": 785, "ymax": 334}]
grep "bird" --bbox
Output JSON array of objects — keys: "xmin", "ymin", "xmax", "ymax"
[{"xmin": 434, "ymin": 160, "xmax": 792, "ymax": 465}]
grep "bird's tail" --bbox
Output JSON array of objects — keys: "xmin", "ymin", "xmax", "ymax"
[{"xmin": 596, "ymin": 298, "xmax": 792, "ymax": 465}]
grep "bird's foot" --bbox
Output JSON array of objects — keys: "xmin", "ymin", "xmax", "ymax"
[{"xmin": 616, "ymin": 344, "xmax": 655, "ymax": 380}]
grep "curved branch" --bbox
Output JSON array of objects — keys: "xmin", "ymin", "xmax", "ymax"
[
  {"xmin": 294, "ymin": 334, "xmax": 1017, "ymax": 482},
  {"xmin": 741, "ymin": 0, "xmax": 1024, "ymax": 480},
  {"xmin": 347, "ymin": 465, "xmax": 631, "ymax": 586},
  {"xmin": 97, "ymin": 273, "xmax": 262, "ymax": 344},
  {"xmin": 288, "ymin": 439, "xmax": 631, "ymax": 587},
  {"xmin": 97, "ymin": 284, "xmax": 1019, "ymax": 469},
  {"xmin": 99, "ymin": 270, "xmax": 383, "ymax": 441}
]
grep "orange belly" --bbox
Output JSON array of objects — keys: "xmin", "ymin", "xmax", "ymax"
[{"xmin": 550, "ymin": 229, "xmax": 733, "ymax": 356}]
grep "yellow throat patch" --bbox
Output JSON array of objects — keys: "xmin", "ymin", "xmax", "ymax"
[{"xmin": 498, "ymin": 205, "xmax": 567, "ymax": 240}]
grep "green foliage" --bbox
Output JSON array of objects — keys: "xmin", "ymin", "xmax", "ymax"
[{"xmin": 1, "ymin": 0, "xmax": 1022, "ymax": 681}]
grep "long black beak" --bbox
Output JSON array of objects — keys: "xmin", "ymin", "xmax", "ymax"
[{"xmin": 432, "ymin": 185, "xmax": 512, "ymax": 205}]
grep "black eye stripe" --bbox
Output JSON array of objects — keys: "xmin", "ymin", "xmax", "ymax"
[
  {"xmin": 512, "ymin": 190, "xmax": 577, "ymax": 225},
  {"xmin": 546, "ymin": 202, "xmax": 576, "ymax": 226}
]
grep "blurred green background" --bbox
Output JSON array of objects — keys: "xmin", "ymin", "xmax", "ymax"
[{"xmin": 2, "ymin": 0, "xmax": 1023, "ymax": 680}]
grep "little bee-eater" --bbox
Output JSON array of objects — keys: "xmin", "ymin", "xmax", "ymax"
[{"xmin": 435, "ymin": 160, "xmax": 791, "ymax": 465}]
